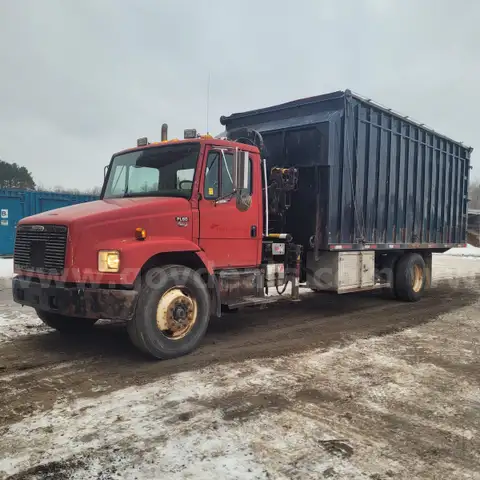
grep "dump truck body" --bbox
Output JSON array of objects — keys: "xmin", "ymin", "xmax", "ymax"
[{"xmin": 221, "ymin": 90, "xmax": 471, "ymax": 252}]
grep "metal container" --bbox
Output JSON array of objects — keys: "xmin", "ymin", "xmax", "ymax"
[{"xmin": 221, "ymin": 90, "xmax": 471, "ymax": 251}]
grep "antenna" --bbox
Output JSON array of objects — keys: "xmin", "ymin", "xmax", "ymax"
[{"xmin": 206, "ymin": 72, "xmax": 211, "ymax": 135}]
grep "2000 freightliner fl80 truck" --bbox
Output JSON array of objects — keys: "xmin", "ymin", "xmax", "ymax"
[{"xmin": 12, "ymin": 90, "xmax": 472, "ymax": 359}]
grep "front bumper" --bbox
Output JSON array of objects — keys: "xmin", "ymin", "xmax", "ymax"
[{"xmin": 12, "ymin": 276, "xmax": 138, "ymax": 320}]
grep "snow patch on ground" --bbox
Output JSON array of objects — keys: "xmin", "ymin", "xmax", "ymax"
[
  {"xmin": 443, "ymin": 244, "xmax": 480, "ymax": 257},
  {"xmin": 0, "ymin": 258, "xmax": 13, "ymax": 279},
  {"xmin": 0, "ymin": 307, "xmax": 44, "ymax": 342},
  {"xmin": 431, "ymin": 255, "xmax": 480, "ymax": 282},
  {"xmin": 0, "ymin": 362, "xmax": 371, "ymax": 479}
]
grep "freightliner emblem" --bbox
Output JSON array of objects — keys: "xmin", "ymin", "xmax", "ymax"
[{"xmin": 175, "ymin": 216, "xmax": 189, "ymax": 227}]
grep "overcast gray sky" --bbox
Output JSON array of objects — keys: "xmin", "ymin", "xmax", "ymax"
[{"xmin": 0, "ymin": 0, "xmax": 478, "ymax": 190}]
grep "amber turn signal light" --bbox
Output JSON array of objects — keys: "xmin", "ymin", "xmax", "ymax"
[{"xmin": 135, "ymin": 227, "xmax": 147, "ymax": 241}]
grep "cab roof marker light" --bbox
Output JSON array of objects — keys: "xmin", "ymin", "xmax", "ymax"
[{"xmin": 184, "ymin": 129, "xmax": 197, "ymax": 139}]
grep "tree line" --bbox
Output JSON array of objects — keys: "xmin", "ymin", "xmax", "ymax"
[{"xmin": 35, "ymin": 183, "xmax": 102, "ymax": 196}]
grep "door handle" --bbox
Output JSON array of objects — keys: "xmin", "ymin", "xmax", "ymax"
[{"xmin": 251, "ymin": 225, "xmax": 257, "ymax": 237}]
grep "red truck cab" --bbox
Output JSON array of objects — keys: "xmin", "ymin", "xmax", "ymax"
[{"xmin": 12, "ymin": 135, "xmax": 273, "ymax": 358}]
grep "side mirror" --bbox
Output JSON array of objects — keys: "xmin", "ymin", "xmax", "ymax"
[
  {"xmin": 233, "ymin": 149, "xmax": 249, "ymax": 191},
  {"xmin": 236, "ymin": 190, "xmax": 252, "ymax": 212},
  {"xmin": 104, "ymin": 165, "xmax": 109, "ymax": 178}
]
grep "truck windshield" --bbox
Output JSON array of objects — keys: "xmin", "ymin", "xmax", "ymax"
[{"xmin": 103, "ymin": 143, "xmax": 200, "ymax": 199}]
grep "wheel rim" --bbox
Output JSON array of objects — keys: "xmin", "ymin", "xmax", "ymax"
[
  {"xmin": 412, "ymin": 264, "xmax": 424, "ymax": 293},
  {"xmin": 156, "ymin": 287, "xmax": 197, "ymax": 340}
]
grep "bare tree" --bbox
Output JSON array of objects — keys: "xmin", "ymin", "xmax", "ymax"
[
  {"xmin": 34, "ymin": 184, "xmax": 101, "ymax": 196},
  {"xmin": 470, "ymin": 181, "xmax": 480, "ymax": 209}
]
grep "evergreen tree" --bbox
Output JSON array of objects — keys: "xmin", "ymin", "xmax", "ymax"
[{"xmin": 0, "ymin": 159, "xmax": 36, "ymax": 189}]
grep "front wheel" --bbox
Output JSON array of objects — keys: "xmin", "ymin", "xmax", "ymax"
[
  {"xmin": 394, "ymin": 253, "xmax": 426, "ymax": 302},
  {"xmin": 36, "ymin": 310, "xmax": 97, "ymax": 333},
  {"xmin": 127, "ymin": 265, "xmax": 210, "ymax": 359}
]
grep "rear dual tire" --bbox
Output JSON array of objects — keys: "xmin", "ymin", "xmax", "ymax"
[{"xmin": 394, "ymin": 253, "xmax": 426, "ymax": 302}]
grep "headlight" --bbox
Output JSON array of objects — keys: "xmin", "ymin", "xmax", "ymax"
[{"xmin": 98, "ymin": 250, "xmax": 120, "ymax": 273}]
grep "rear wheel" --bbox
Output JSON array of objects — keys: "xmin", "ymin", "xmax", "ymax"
[
  {"xmin": 394, "ymin": 253, "xmax": 426, "ymax": 302},
  {"xmin": 36, "ymin": 310, "xmax": 97, "ymax": 333},
  {"xmin": 128, "ymin": 265, "xmax": 210, "ymax": 359}
]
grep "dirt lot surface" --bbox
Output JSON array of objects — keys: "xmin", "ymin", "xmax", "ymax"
[{"xmin": 0, "ymin": 256, "xmax": 479, "ymax": 479}]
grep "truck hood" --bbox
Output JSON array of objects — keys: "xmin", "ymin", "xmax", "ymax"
[
  {"xmin": 16, "ymin": 196, "xmax": 196, "ymax": 284},
  {"xmin": 19, "ymin": 197, "xmax": 189, "ymax": 227}
]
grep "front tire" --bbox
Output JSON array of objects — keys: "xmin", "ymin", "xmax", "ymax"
[
  {"xmin": 394, "ymin": 253, "xmax": 426, "ymax": 302},
  {"xmin": 36, "ymin": 310, "xmax": 97, "ymax": 333},
  {"xmin": 128, "ymin": 265, "xmax": 210, "ymax": 359}
]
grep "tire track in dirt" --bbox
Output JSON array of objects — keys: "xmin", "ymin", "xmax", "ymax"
[{"xmin": 0, "ymin": 281, "xmax": 478, "ymax": 426}]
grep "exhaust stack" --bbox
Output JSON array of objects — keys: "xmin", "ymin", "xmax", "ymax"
[{"xmin": 161, "ymin": 123, "xmax": 168, "ymax": 142}]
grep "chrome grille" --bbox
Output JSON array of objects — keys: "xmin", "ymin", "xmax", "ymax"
[{"xmin": 14, "ymin": 225, "xmax": 68, "ymax": 274}]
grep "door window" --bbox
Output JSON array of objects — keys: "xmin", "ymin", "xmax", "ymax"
[{"xmin": 204, "ymin": 150, "xmax": 252, "ymax": 199}]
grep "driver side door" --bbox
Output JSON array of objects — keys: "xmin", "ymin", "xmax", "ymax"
[{"xmin": 198, "ymin": 147, "xmax": 260, "ymax": 268}]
